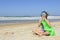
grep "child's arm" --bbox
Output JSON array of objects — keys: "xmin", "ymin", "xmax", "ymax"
[
  {"xmin": 38, "ymin": 18, "xmax": 43, "ymax": 30},
  {"xmin": 45, "ymin": 19, "xmax": 51, "ymax": 26},
  {"xmin": 38, "ymin": 18, "xmax": 42, "ymax": 27}
]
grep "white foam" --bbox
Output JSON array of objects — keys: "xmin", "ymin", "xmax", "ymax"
[{"xmin": 0, "ymin": 16, "xmax": 60, "ymax": 20}]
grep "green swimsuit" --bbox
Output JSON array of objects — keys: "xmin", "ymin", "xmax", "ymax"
[{"xmin": 42, "ymin": 19, "xmax": 55, "ymax": 36}]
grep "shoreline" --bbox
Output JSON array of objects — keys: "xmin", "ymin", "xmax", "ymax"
[{"xmin": 0, "ymin": 21, "xmax": 60, "ymax": 26}]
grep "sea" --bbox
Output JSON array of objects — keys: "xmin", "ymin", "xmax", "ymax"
[{"xmin": 0, "ymin": 16, "xmax": 60, "ymax": 24}]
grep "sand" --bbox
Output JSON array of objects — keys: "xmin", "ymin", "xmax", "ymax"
[{"xmin": 0, "ymin": 22, "xmax": 60, "ymax": 40}]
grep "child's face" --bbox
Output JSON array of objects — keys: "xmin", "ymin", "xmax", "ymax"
[
  {"xmin": 41, "ymin": 15, "xmax": 46, "ymax": 18},
  {"xmin": 41, "ymin": 13, "xmax": 46, "ymax": 18}
]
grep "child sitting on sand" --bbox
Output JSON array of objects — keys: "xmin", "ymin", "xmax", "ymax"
[{"xmin": 33, "ymin": 11, "xmax": 55, "ymax": 36}]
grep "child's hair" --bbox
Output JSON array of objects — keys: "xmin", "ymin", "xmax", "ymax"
[{"xmin": 41, "ymin": 11, "xmax": 48, "ymax": 19}]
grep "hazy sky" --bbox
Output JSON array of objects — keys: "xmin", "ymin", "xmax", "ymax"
[{"xmin": 0, "ymin": 0, "xmax": 60, "ymax": 16}]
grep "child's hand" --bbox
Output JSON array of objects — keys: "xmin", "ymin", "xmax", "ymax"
[{"xmin": 42, "ymin": 17, "xmax": 46, "ymax": 20}]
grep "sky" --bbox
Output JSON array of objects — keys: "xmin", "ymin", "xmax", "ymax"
[{"xmin": 0, "ymin": 0, "xmax": 60, "ymax": 16}]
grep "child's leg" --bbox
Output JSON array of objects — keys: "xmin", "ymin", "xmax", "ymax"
[
  {"xmin": 32, "ymin": 29, "xmax": 43, "ymax": 36},
  {"xmin": 43, "ymin": 31, "xmax": 49, "ymax": 36}
]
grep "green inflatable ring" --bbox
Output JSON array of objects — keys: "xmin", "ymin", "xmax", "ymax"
[{"xmin": 42, "ymin": 19, "xmax": 55, "ymax": 36}]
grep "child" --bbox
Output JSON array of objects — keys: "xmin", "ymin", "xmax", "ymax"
[{"xmin": 33, "ymin": 11, "xmax": 55, "ymax": 36}]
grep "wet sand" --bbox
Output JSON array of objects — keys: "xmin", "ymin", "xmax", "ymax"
[{"xmin": 0, "ymin": 22, "xmax": 60, "ymax": 40}]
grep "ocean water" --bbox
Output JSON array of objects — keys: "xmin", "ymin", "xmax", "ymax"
[{"xmin": 0, "ymin": 16, "xmax": 60, "ymax": 24}]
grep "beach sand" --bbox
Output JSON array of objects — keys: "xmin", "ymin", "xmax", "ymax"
[{"xmin": 0, "ymin": 22, "xmax": 60, "ymax": 40}]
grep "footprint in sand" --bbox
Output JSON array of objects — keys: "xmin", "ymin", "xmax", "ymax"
[{"xmin": 4, "ymin": 32, "xmax": 15, "ymax": 36}]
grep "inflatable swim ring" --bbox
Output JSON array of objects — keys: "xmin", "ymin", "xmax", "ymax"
[{"xmin": 42, "ymin": 19, "xmax": 55, "ymax": 36}]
